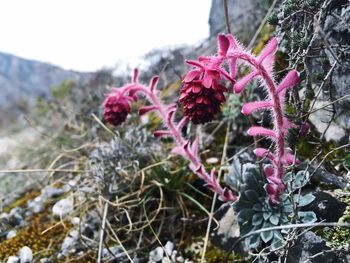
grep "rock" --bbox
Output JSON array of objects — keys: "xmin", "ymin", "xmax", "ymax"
[
  {"xmin": 211, "ymin": 204, "xmax": 247, "ymax": 255},
  {"xmin": 28, "ymin": 186, "xmax": 68, "ymax": 214},
  {"xmin": 164, "ymin": 241, "xmax": 174, "ymax": 257},
  {"xmin": 61, "ymin": 230, "xmax": 79, "ymax": 256},
  {"xmin": 61, "ymin": 236, "xmax": 76, "ymax": 256},
  {"xmin": 304, "ymin": 3, "xmax": 350, "ymax": 136},
  {"xmin": 286, "ymin": 231, "xmax": 349, "ymax": 262},
  {"xmin": 149, "ymin": 246, "xmax": 164, "ymax": 262},
  {"xmin": 209, "ymin": 0, "xmax": 268, "ymax": 41},
  {"xmin": 27, "ymin": 196, "xmax": 44, "ymax": 214},
  {"xmin": 42, "ymin": 186, "xmax": 66, "ymax": 199},
  {"xmin": 302, "ymin": 191, "xmax": 346, "ymax": 222},
  {"xmin": 6, "ymin": 230, "xmax": 17, "ymax": 239},
  {"xmin": 298, "ymin": 163, "xmax": 348, "ymax": 189},
  {"xmin": 18, "ymin": 246, "xmax": 33, "ymax": 263},
  {"xmin": 52, "ymin": 196, "xmax": 74, "ymax": 217},
  {"xmin": 308, "ymin": 101, "xmax": 347, "ymax": 142},
  {"xmin": 71, "ymin": 217, "xmax": 80, "ymax": 226},
  {"xmin": 6, "ymin": 256, "xmax": 19, "ymax": 263}
]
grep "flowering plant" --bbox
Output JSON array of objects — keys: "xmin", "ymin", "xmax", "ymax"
[{"xmin": 103, "ymin": 33, "xmax": 303, "ymax": 205}]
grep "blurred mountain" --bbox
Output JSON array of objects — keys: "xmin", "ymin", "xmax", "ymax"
[{"xmin": 0, "ymin": 52, "xmax": 91, "ymax": 110}]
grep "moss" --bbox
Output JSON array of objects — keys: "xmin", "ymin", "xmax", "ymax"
[
  {"xmin": 319, "ymin": 192, "xmax": 350, "ymax": 249},
  {"xmin": 3, "ymin": 190, "xmax": 40, "ymax": 213},
  {"xmin": 60, "ymin": 252, "xmax": 96, "ymax": 263},
  {"xmin": 252, "ymin": 26, "xmax": 274, "ymax": 56},
  {"xmin": 185, "ymin": 239, "xmax": 245, "ymax": 262},
  {"xmin": 0, "ymin": 213, "xmax": 72, "ymax": 260}
]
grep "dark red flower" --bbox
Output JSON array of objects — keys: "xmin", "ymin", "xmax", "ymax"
[
  {"xmin": 103, "ymin": 90, "xmax": 134, "ymax": 126},
  {"xmin": 179, "ymin": 68, "xmax": 227, "ymax": 124}
]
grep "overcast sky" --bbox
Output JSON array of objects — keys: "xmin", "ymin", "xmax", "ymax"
[{"xmin": 0, "ymin": 0, "xmax": 211, "ymax": 72}]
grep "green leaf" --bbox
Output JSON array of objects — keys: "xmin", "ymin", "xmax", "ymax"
[
  {"xmin": 244, "ymin": 189, "xmax": 259, "ymax": 202},
  {"xmin": 261, "ymin": 230, "xmax": 274, "ymax": 243},
  {"xmin": 298, "ymin": 211, "xmax": 317, "ymax": 223},
  {"xmin": 283, "ymin": 172, "xmax": 293, "ymax": 183},
  {"xmin": 293, "ymin": 170, "xmax": 310, "ymax": 189},
  {"xmin": 269, "ymin": 214, "xmax": 280, "ymax": 225},
  {"xmin": 271, "ymin": 236, "xmax": 284, "ymax": 250},
  {"xmin": 252, "ymin": 213, "xmax": 263, "ymax": 226},
  {"xmin": 263, "ymin": 211, "xmax": 272, "ymax": 220},
  {"xmin": 297, "ymin": 193, "xmax": 315, "ymax": 207},
  {"xmin": 246, "ymin": 234, "xmax": 261, "ymax": 249},
  {"xmin": 282, "ymin": 204, "xmax": 293, "ymax": 213},
  {"xmin": 238, "ymin": 209, "xmax": 254, "ymax": 223}
]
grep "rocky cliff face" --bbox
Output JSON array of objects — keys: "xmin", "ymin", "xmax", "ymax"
[
  {"xmin": 0, "ymin": 52, "xmax": 91, "ymax": 109},
  {"xmin": 209, "ymin": 0, "xmax": 268, "ymax": 42}
]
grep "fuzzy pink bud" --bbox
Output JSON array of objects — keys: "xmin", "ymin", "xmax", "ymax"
[
  {"xmin": 139, "ymin": 105, "xmax": 157, "ymax": 115},
  {"xmin": 283, "ymin": 152, "xmax": 300, "ymax": 165},
  {"xmin": 277, "ymin": 70, "xmax": 299, "ymax": 94},
  {"xmin": 264, "ymin": 165, "xmax": 274, "ymax": 177},
  {"xmin": 241, "ymin": 101, "xmax": 273, "ymax": 115},
  {"xmin": 258, "ymin": 37, "xmax": 278, "ymax": 64},
  {"xmin": 254, "ymin": 148, "xmax": 275, "ymax": 161},
  {"xmin": 218, "ymin": 34, "xmax": 230, "ymax": 56},
  {"xmin": 247, "ymin": 126, "xmax": 277, "ymax": 139},
  {"xmin": 154, "ymin": 130, "xmax": 171, "ymax": 138},
  {"xmin": 233, "ymin": 71, "xmax": 259, "ymax": 93},
  {"xmin": 149, "ymin": 76, "xmax": 159, "ymax": 92},
  {"xmin": 132, "ymin": 68, "xmax": 139, "ymax": 83}
]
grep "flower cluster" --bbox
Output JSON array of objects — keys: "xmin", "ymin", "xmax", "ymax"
[
  {"xmin": 103, "ymin": 89, "xmax": 136, "ymax": 126},
  {"xmin": 180, "ymin": 64, "xmax": 228, "ymax": 124}
]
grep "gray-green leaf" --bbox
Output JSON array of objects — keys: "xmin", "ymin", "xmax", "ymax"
[
  {"xmin": 269, "ymin": 214, "xmax": 280, "ymax": 225},
  {"xmin": 252, "ymin": 213, "xmax": 263, "ymax": 226},
  {"xmin": 297, "ymin": 193, "xmax": 315, "ymax": 207},
  {"xmin": 261, "ymin": 230, "xmax": 274, "ymax": 243},
  {"xmin": 298, "ymin": 211, "xmax": 317, "ymax": 223}
]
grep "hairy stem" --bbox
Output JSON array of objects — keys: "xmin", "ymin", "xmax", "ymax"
[{"xmin": 122, "ymin": 83, "xmax": 236, "ymax": 202}]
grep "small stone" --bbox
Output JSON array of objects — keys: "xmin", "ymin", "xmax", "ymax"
[
  {"xmin": 149, "ymin": 246, "xmax": 164, "ymax": 262},
  {"xmin": 52, "ymin": 196, "xmax": 74, "ymax": 217},
  {"xmin": 71, "ymin": 217, "xmax": 80, "ymax": 226},
  {"xmin": 18, "ymin": 246, "xmax": 33, "ymax": 263},
  {"xmin": 69, "ymin": 230, "xmax": 79, "ymax": 239},
  {"xmin": 6, "ymin": 256, "xmax": 19, "ymax": 263},
  {"xmin": 6, "ymin": 230, "xmax": 17, "ymax": 239},
  {"xmin": 176, "ymin": 256, "xmax": 185, "ymax": 262},
  {"xmin": 206, "ymin": 157, "xmax": 219, "ymax": 164},
  {"xmin": 164, "ymin": 241, "xmax": 174, "ymax": 257},
  {"xmin": 61, "ymin": 237, "xmax": 76, "ymax": 255},
  {"xmin": 42, "ymin": 186, "xmax": 65, "ymax": 198}
]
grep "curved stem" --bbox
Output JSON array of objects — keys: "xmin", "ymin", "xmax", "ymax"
[{"xmin": 122, "ymin": 83, "xmax": 236, "ymax": 202}]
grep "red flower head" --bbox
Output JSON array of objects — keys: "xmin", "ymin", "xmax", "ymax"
[
  {"xmin": 103, "ymin": 89, "xmax": 135, "ymax": 126},
  {"xmin": 180, "ymin": 64, "xmax": 227, "ymax": 124}
]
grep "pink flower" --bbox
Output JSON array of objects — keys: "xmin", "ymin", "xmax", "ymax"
[
  {"xmin": 180, "ymin": 65, "xmax": 227, "ymax": 124},
  {"xmin": 103, "ymin": 89, "xmax": 135, "ymax": 126}
]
